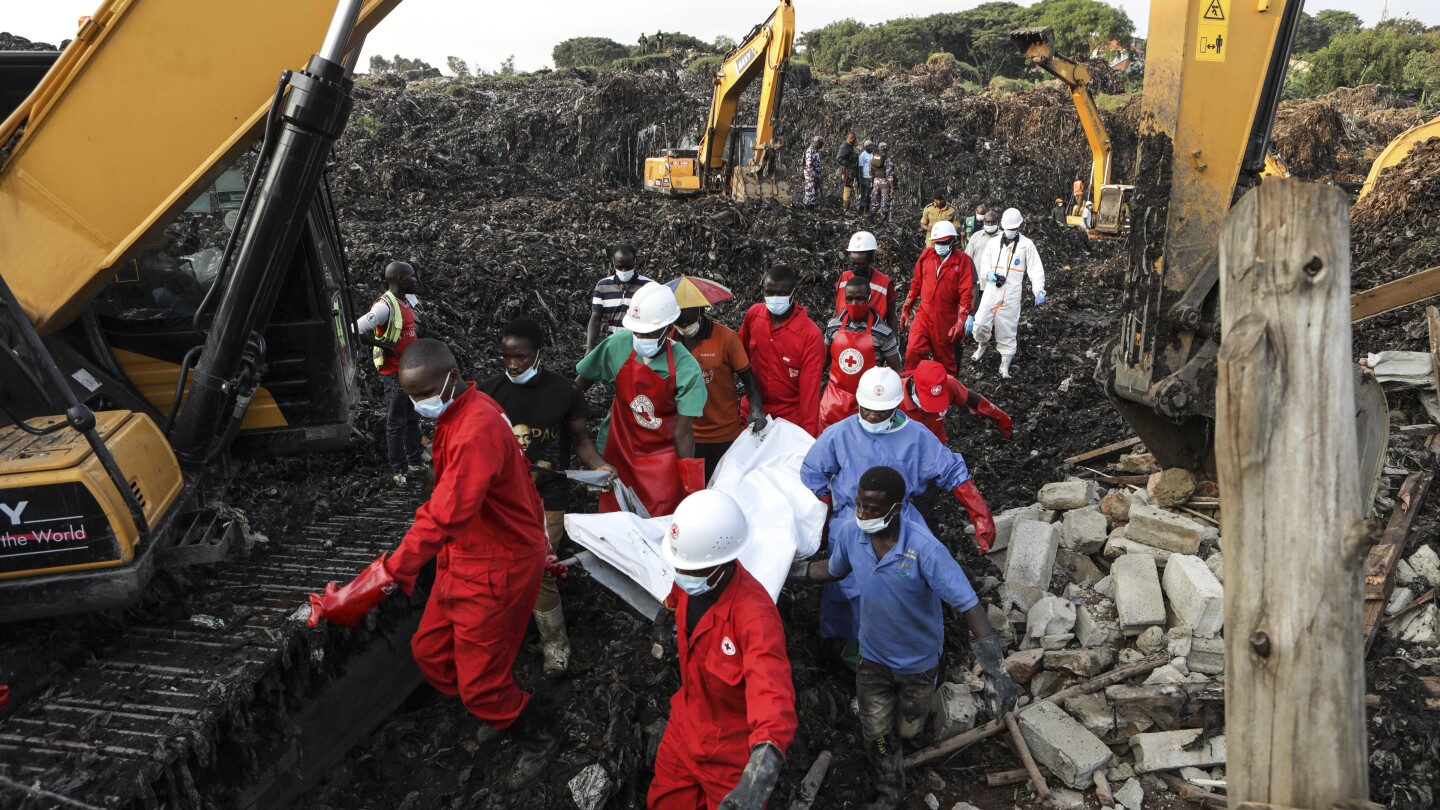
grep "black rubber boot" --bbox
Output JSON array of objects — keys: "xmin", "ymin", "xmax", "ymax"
[
  {"xmin": 502, "ymin": 701, "xmax": 558, "ymax": 792},
  {"xmin": 859, "ymin": 733, "xmax": 905, "ymax": 810}
]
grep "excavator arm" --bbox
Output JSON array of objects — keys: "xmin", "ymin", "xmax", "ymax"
[
  {"xmin": 697, "ymin": 0, "xmax": 795, "ymax": 174},
  {"xmin": 1011, "ymin": 27, "xmax": 1112, "ymax": 212}
]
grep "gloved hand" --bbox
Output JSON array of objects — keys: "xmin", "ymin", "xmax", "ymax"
[
  {"xmin": 748, "ymin": 408, "xmax": 768, "ymax": 434},
  {"xmin": 898, "ymin": 308, "xmax": 912, "ymax": 332},
  {"xmin": 947, "ymin": 311, "xmax": 969, "ymax": 340},
  {"xmin": 974, "ymin": 397, "xmax": 1014, "ymax": 439},
  {"xmin": 951, "ymin": 480, "xmax": 996, "ymax": 553},
  {"xmin": 308, "ymin": 555, "xmax": 397, "ymax": 628},
  {"xmin": 0, "ymin": 684, "xmax": 9, "ymax": 710},
  {"xmin": 717, "ymin": 743, "xmax": 785, "ymax": 810},
  {"xmin": 788, "ymin": 559, "xmax": 813, "ymax": 580},
  {"xmin": 677, "ymin": 457, "xmax": 706, "ymax": 496},
  {"xmin": 965, "ymin": 314, "xmax": 974, "ymax": 335},
  {"xmin": 987, "ymin": 270, "xmax": 1003, "ymax": 285},
  {"xmin": 544, "ymin": 552, "xmax": 570, "ymax": 579},
  {"xmin": 971, "ymin": 632, "xmax": 1019, "ymax": 720},
  {"xmin": 1034, "ymin": 290, "xmax": 1047, "ymax": 306}
]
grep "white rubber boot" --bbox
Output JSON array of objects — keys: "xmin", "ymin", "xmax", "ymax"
[
  {"xmin": 534, "ymin": 604, "xmax": 571, "ymax": 680},
  {"xmin": 999, "ymin": 354, "xmax": 1013, "ymax": 379}
]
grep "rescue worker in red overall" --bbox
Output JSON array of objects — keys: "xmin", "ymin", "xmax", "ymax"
[
  {"xmin": 649, "ymin": 490, "xmax": 797, "ymax": 810},
  {"xmin": 835, "ymin": 231, "xmax": 896, "ymax": 331},
  {"xmin": 577, "ymin": 282, "xmax": 706, "ymax": 515},
  {"xmin": 353, "ymin": 260, "xmax": 423, "ymax": 486},
  {"xmin": 306, "ymin": 339, "xmax": 557, "ymax": 790},
  {"xmin": 738, "ymin": 264, "xmax": 825, "ymax": 438},
  {"xmin": 899, "ymin": 221, "xmax": 974, "ymax": 375},
  {"xmin": 899, "ymin": 359, "xmax": 1013, "ymax": 444},
  {"xmin": 820, "ymin": 275, "xmax": 904, "ymax": 430}
]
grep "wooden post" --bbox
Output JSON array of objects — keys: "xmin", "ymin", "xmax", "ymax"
[{"xmin": 1215, "ymin": 178, "xmax": 1370, "ymax": 806}]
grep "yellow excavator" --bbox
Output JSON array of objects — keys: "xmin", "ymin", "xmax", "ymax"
[
  {"xmin": 0, "ymin": 0, "xmax": 404, "ymax": 621},
  {"xmin": 643, "ymin": 0, "xmax": 795, "ymax": 200},
  {"xmin": 1360, "ymin": 113, "xmax": 1440, "ymax": 200}
]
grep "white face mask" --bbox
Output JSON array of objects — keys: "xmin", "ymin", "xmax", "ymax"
[
  {"xmin": 506, "ymin": 353, "xmax": 541, "ymax": 385},
  {"xmin": 674, "ymin": 569, "xmax": 719, "ymax": 596},
  {"xmin": 765, "ymin": 296, "xmax": 792, "ymax": 316},
  {"xmin": 1003, "ymin": 228, "xmax": 1019, "ymax": 239},
  {"xmin": 984, "ymin": 224, "xmax": 999, "ymax": 234},
  {"xmin": 633, "ymin": 336, "xmax": 663, "ymax": 358},
  {"xmin": 404, "ymin": 293, "xmax": 420, "ymax": 307},
  {"xmin": 859, "ymin": 411, "xmax": 896, "ymax": 434},
  {"xmin": 855, "ymin": 505, "xmax": 898, "ymax": 534},
  {"xmin": 412, "ymin": 371, "xmax": 456, "ymax": 420},
  {"xmin": 676, "ymin": 320, "xmax": 701, "ymax": 338},
  {"xmin": 615, "ymin": 268, "xmax": 635, "ymax": 282},
  {"xmin": 934, "ymin": 242, "xmax": 953, "ymax": 257}
]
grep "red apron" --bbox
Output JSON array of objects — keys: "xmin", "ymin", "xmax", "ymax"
[
  {"xmin": 599, "ymin": 347, "xmax": 683, "ymax": 517},
  {"xmin": 818, "ymin": 313, "xmax": 878, "ymax": 430}
]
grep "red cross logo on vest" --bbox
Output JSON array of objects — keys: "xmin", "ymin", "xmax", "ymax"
[
  {"xmin": 838, "ymin": 348, "xmax": 864, "ymax": 375},
  {"xmin": 630, "ymin": 394, "xmax": 662, "ymax": 430},
  {"xmin": 721, "ymin": 636, "xmax": 737, "ymax": 656}
]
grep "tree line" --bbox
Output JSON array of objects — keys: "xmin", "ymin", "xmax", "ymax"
[{"xmin": 1285, "ymin": 10, "xmax": 1440, "ymax": 103}]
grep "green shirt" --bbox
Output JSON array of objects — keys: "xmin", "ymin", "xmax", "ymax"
[{"xmin": 576, "ymin": 330, "xmax": 708, "ymax": 452}]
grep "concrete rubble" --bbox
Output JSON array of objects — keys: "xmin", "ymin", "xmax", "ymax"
[{"xmin": 1016, "ymin": 700, "xmax": 1114, "ymax": 789}]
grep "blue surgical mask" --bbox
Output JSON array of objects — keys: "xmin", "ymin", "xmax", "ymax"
[
  {"xmin": 765, "ymin": 296, "xmax": 792, "ymax": 316},
  {"xmin": 674, "ymin": 571, "xmax": 717, "ymax": 596},
  {"xmin": 984, "ymin": 224, "xmax": 999, "ymax": 234},
  {"xmin": 935, "ymin": 242, "xmax": 953, "ymax": 256},
  {"xmin": 855, "ymin": 506, "xmax": 897, "ymax": 535},
  {"xmin": 412, "ymin": 371, "xmax": 456, "ymax": 420},
  {"xmin": 506, "ymin": 357, "xmax": 540, "ymax": 385},
  {"xmin": 634, "ymin": 336, "xmax": 663, "ymax": 358},
  {"xmin": 615, "ymin": 268, "xmax": 635, "ymax": 282}
]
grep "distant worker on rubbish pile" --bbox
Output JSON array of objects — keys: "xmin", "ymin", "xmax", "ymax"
[
  {"xmin": 868, "ymin": 142, "xmax": 897, "ymax": 220},
  {"xmin": 835, "ymin": 230, "xmax": 896, "ymax": 331},
  {"xmin": 738, "ymin": 264, "xmax": 824, "ymax": 437},
  {"xmin": 800, "ymin": 367, "xmax": 996, "ymax": 665},
  {"xmin": 803, "ymin": 135, "xmax": 825, "ymax": 209},
  {"xmin": 837, "ymin": 133, "xmax": 859, "ymax": 214},
  {"xmin": 1051, "ymin": 197, "xmax": 1067, "ymax": 225},
  {"xmin": 587, "ymin": 243, "xmax": 653, "ymax": 352},
  {"xmin": 963, "ymin": 203, "xmax": 987, "ymax": 242},
  {"xmin": 307, "ymin": 338, "xmax": 558, "ymax": 791},
  {"xmin": 577, "ymin": 282, "xmax": 706, "ymax": 517},
  {"xmin": 900, "ymin": 359, "xmax": 1013, "ymax": 444},
  {"xmin": 669, "ymin": 277, "xmax": 767, "ymax": 479},
  {"xmin": 918, "ymin": 192, "xmax": 960, "ymax": 246},
  {"xmin": 354, "ymin": 260, "xmax": 423, "ymax": 487},
  {"xmin": 1081, "ymin": 200, "xmax": 1095, "ymax": 230},
  {"xmin": 971, "ymin": 208, "xmax": 1046, "ymax": 379},
  {"xmin": 820, "ymin": 275, "xmax": 904, "ymax": 430},
  {"xmin": 793, "ymin": 465, "xmax": 1017, "ymax": 810},
  {"xmin": 899, "ymin": 220, "xmax": 974, "ymax": 376},
  {"xmin": 648, "ymin": 490, "xmax": 797, "ymax": 810},
  {"xmin": 478, "ymin": 318, "xmax": 617, "ymax": 680},
  {"xmin": 858, "ymin": 140, "xmax": 876, "ymax": 212}
]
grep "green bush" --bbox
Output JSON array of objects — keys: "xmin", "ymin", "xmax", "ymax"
[
  {"xmin": 611, "ymin": 53, "xmax": 677, "ymax": 72},
  {"xmin": 926, "ymin": 52, "xmax": 957, "ymax": 69},
  {"xmin": 553, "ymin": 37, "xmax": 630, "ymax": 70},
  {"xmin": 353, "ymin": 114, "xmax": 383, "ymax": 137},
  {"xmin": 688, "ymin": 54, "xmax": 723, "ymax": 77}
]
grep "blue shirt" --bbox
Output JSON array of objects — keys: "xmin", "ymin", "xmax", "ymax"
[
  {"xmin": 859, "ymin": 150, "xmax": 873, "ymax": 179},
  {"xmin": 800, "ymin": 415, "xmax": 971, "ymax": 515},
  {"xmin": 829, "ymin": 513, "xmax": 979, "ymax": 673}
]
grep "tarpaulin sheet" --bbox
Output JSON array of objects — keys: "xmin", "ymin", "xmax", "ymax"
[{"xmin": 565, "ymin": 418, "xmax": 825, "ymax": 605}]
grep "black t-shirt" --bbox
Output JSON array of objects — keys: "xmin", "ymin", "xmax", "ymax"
[{"xmin": 477, "ymin": 369, "xmax": 588, "ymax": 510}]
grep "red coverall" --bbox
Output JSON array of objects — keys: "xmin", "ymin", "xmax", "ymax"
[
  {"xmin": 386, "ymin": 383, "xmax": 548, "ymax": 729},
  {"xmin": 834, "ymin": 268, "xmax": 893, "ymax": 324},
  {"xmin": 902, "ymin": 247, "xmax": 975, "ymax": 375},
  {"xmin": 648, "ymin": 563, "xmax": 798, "ymax": 809},
  {"xmin": 738, "ymin": 303, "xmax": 825, "ymax": 438}
]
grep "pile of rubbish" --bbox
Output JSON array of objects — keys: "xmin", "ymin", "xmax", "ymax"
[{"xmin": 1271, "ymin": 84, "xmax": 1427, "ymax": 181}]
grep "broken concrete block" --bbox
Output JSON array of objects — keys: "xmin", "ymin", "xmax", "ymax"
[
  {"xmin": 986, "ymin": 604, "xmax": 1016, "ymax": 650},
  {"xmin": 1059, "ymin": 548, "xmax": 1107, "ymax": 586},
  {"xmin": 1041, "ymin": 633, "xmax": 1076, "ymax": 650},
  {"xmin": 1115, "ymin": 776, "xmax": 1145, "ymax": 810},
  {"xmin": 1407, "ymin": 545, "xmax": 1440, "ymax": 588},
  {"xmin": 1062, "ymin": 692, "xmax": 1154, "ymax": 744},
  {"xmin": 992, "ymin": 504, "xmax": 1056, "ymax": 552},
  {"xmin": 1114, "ymin": 555, "xmax": 1166, "ymax": 636},
  {"xmin": 1396, "ymin": 559, "xmax": 1417, "ymax": 587},
  {"xmin": 1045, "ymin": 646, "xmax": 1116, "ymax": 677},
  {"xmin": 1124, "ymin": 504, "xmax": 1202, "ymax": 554},
  {"xmin": 1162, "ymin": 554, "xmax": 1225, "ymax": 638},
  {"xmin": 1388, "ymin": 587, "xmax": 1416, "ymax": 616},
  {"xmin": 1075, "ymin": 597, "xmax": 1121, "ymax": 647},
  {"xmin": 924, "ymin": 794, "xmax": 940, "ymax": 810},
  {"xmin": 1135, "ymin": 625, "xmax": 1165, "ymax": 655},
  {"xmin": 1117, "ymin": 452, "xmax": 1159, "ymax": 475},
  {"xmin": 1095, "ymin": 574, "xmax": 1114, "ymax": 597},
  {"xmin": 1188, "ymin": 636, "xmax": 1225, "ymax": 675},
  {"xmin": 1005, "ymin": 648, "xmax": 1046, "ymax": 684},
  {"xmin": 1100, "ymin": 489, "xmax": 1133, "ymax": 526},
  {"xmin": 1165, "ymin": 627, "xmax": 1193, "ymax": 658},
  {"xmin": 1029, "ymin": 669, "xmax": 1080, "ymax": 699},
  {"xmin": 1143, "ymin": 664, "xmax": 1189, "ymax": 685},
  {"xmin": 1038, "ymin": 480, "xmax": 1093, "ymax": 511},
  {"xmin": 1109, "ymin": 761, "xmax": 1135, "ymax": 782},
  {"xmin": 1398, "ymin": 603, "xmax": 1440, "ymax": 646},
  {"xmin": 930, "ymin": 682, "xmax": 980, "ymax": 740},
  {"xmin": 1147, "ymin": 468, "xmax": 1196, "ymax": 509},
  {"xmin": 1205, "ymin": 552, "xmax": 1224, "ymax": 584},
  {"xmin": 1048, "ymin": 787, "xmax": 1086, "ymax": 809},
  {"xmin": 1169, "ymin": 657, "xmax": 1190, "ymax": 676},
  {"xmin": 1007, "ymin": 519, "xmax": 1061, "ymax": 591},
  {"xmin": 1061, "ymin": 506, "xmax": 1109, "ymax": 554},
  {"xmin": 1179, "ymin": 766, "xmax": 1208, "ymax": 783},
  {"xmin": 568, "ymin": 763, "xmax": 613, "ymax": 810},
  {"xmin": 1027, "ymin": 594, "xmax": 1077, "ymax": 639},
  {"xmin": 999, "ymin": 581, "xmax": 1047, "ymax": 613},
  {"xmin": 1016, "ymin": 700, "xmax": 1114, "ymax": 789},
  {"xmin": 1104, "ymin": 532, "xmax": 1174, "ymax": 567},
  {"xmin": 1130, "ymin": 730, "xmax": 1226, "ymax": 772}
]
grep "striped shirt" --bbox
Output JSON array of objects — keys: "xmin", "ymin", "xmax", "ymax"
[{"xmin": 590, "ymin": 273, "xmax": 654, "ymax": 333}]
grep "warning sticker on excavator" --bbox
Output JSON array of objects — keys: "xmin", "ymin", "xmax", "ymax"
[{"xmin": 1196, "ymin": 0, "xmax": 1230, "ymax": 62}]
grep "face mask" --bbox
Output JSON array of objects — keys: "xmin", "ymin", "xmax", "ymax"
[
  {"xmin": 765, "ymin": 296, "xmax": 792, "ymax": 316},
  {"xmin": 845, "ymin": 302, "xmax": 869, "ymax": 321},
  {"xmin": 506, "ymin": 356, "xmax": 540, "ymax": 385},
  {"xmin": 934, "ymin": 242, "xmax": 953, "ymax": 257},
  {"xmin": 412, "ymin": 371, "xmax": 456, "ymax": 420},
  {"xmin": 676, "ymin": 320, "xmax": 701, "ymax": 338},
  {"xmin": 404, "ymin": 293, "xmax": 420, "ymax": 307},
  {"xmin": 1003, "ymin": 229, "xmax": 1019, "ymax": 239},
  {"xmin": 634, "ymin": 336, "xmax": 663, "ymax": 358},
  {"xmin": 674, "ymin": 571, "xmax": 717, "ymax": 596},
  {"xmin": 984, "ymin": 224, "xmax": 999, "ymax": 234},
  {"xmin": 855, "ymin": 506, "xmax": 897, "ymax": 535},
  {"xmin": 859, "ymin": 412, "xmax": 894, "ymax": 434},
  {"xmin": 615, "ymin": 268, "xmax": 635, "ymax": 282},
  {"xmin": 910, "ymin": 389, "xmax": 947, "ymax": 416}
]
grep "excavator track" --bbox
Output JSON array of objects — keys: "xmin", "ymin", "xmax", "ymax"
[{"xmin": 0, "ymin": 491, "xmax": 425, "ymax": 810}]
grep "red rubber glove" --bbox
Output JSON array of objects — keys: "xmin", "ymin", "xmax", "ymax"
[
  {"xmin": 952, "ymin": 481, "xmax": 996, "ymax": 554},
  {"xmin": 899, "ymin": 309, "xmax": 912, "ymax": 332},
  {"xmin": 677, "ymin": 457, "xmax": 705, "ymax": 496},
  {"xmin": 308, "ymin": 554, "xmax": 397, "ymax": 628},
  {"xmin": 545, "ymin": 552, "xmax": 570, "ymax": 579},
  {"xmin": 974, "ymin": 397, "xmax": 1013, "ymax": 438},
  {"xmin": 947, "ymin": 310, "xmax": 969, "ymax": 341},
  {"xmin": 0, "ymin": 684, "xmax": 9, "ymax": 710}
]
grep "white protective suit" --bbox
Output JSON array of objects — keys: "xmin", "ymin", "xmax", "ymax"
[{"xmin": 972, "ymin": 233, "xmax": 1045, "ymax": 358}]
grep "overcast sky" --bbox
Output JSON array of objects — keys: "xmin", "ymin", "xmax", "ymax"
[{"xmin": 9, "ymin": 0, "xmax": 1437, "ymax": 73}]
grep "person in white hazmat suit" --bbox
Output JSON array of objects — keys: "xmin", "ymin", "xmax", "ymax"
[{"xmin": 970, "ymin": 208, "xmax": 1046, "ymax": 378}]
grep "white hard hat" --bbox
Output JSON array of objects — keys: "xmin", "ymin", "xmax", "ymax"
[
  {"xmin": 848, "ymin": 231, "xmax": 878, "ymax": 252},
  {"xmin": 662, "ymin": 490, "xmax": 751, "ymax": 569},
  {"xmin": 621, "ymin": 282, "xmax": 680, "ymax": 333},
  {"xmin": 1001, "ymin": 208, "xmax": 1024, "ymax": 230},
  {"xmin": 929, "ymin": 220, "xmax": 959, "ymax": 241},
  {"xmin": 855, "ymin": 366, "xmax": 904, "ymax": 410}
]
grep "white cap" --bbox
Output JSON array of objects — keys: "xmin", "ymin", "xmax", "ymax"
[
  {"xmin": 662, "ymin": 490, "xmax": 751, "ymax": 569},
  {"xmin": 929, "ymin": 220, "xmax": 959, "ymax": 242},
  {"xmin": 621, "ymin": 282, "xmax": 680, "ymax": 333},
  {"xmin": 855, "ymin": 366, "xmax": 904, "ymax": 410},
  {"xmin": 848, "ymin": 231, "xmax": 878, "ymax": 252},
  {"xmin": 1001, "ymin": 208, "xmax": 1023, "ymax": 230}
]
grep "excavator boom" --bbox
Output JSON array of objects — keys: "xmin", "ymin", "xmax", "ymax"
[
  {"xmin": 697, "ymin": 0, "xmax": 795, "ymax": 172},
  {"xmin": 1011, "ymin": 27, "xmax": 1112, "ymax": 214}
]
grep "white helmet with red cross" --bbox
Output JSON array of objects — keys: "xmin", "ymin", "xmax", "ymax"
[
  {"xmin": 662, "ymin": 490, "xmax": 751, "ymax": 569},
  {"xmin": 622, "ymin": 282, "xmax": 680, "ymax": 333}
]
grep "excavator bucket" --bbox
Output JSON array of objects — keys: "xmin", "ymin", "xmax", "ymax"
[{"xmin": 1010, "ymin": 27, "xmax": 1057, "ymax": 61}]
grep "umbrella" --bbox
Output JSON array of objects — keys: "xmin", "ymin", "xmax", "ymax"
[{"xmin": 665, "ymin": 275, "xmax": 733, "ymax": 308}]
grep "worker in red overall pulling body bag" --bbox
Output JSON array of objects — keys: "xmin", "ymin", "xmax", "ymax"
[
  {"xmin": 648, "ymin": 490, "xmax": 797, "ymax": 810},
  {"xmin": 577, "ymin": 282, "xmax": 706, "ymax": 515},
  {"xmin": 306, "ymin": 339, "xmax": 558, "ymax": 792},
  {"xmin": 899, "ymin": 220, "xmax": 975, "ymax": 375},
  {"xmin": 819, "ymin": 275, "xmax": 904, "ymax": 431}
]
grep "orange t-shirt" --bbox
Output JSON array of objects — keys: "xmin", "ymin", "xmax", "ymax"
[{"xmin": 683, "ymin": 320, "xmax": 752, "ymax": 444}]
